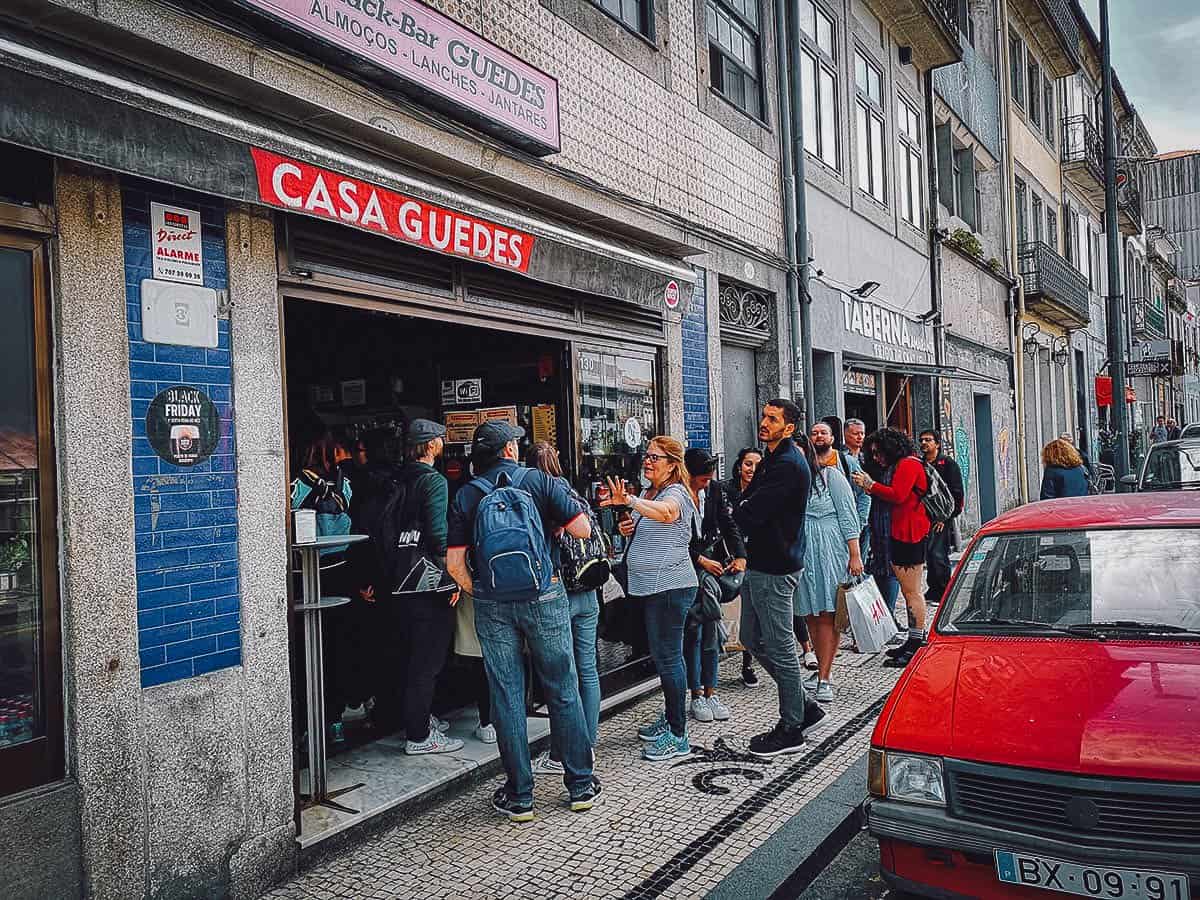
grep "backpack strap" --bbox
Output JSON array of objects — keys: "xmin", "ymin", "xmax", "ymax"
[
  {"xmin": 508, "ymin": 467, "xmax": 532, "ymax": 491},
  {"xmin": 469, "ymin": 475, "xmax": 497, "ymax": 496}
]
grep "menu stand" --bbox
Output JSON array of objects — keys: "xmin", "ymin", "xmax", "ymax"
[{"xmin": 293, "ymin": 534, "xmax": 368, "ymax": 814}]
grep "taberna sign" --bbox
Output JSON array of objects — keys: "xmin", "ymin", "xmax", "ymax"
[
  {"xmin": 840, "ymin": 295, "xmax": 933, "ymax": 361},
  {"xmin": 233, "ymin": 0, "xmax": 560, "ymax": 155}
]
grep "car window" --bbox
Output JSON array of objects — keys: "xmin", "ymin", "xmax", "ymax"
[
  {"xmin": 1141, "ymin": 446, "xmax": 1200, "ymax": 491},
  {"xmin": 941, "ymin": 529, "xmax": 1200, "ymax": 633}
]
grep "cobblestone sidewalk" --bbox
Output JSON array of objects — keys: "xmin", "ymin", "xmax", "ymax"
[{"xmin": 264, "ymin": 650, "xmax": 902, "ymax": 900}]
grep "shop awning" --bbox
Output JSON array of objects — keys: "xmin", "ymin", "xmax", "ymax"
[
  {"xmin": 842, "ymin": 353, "xmax": 1003, "ymax": 385},
  {"xmin": 0, "ymin": 29, "xmax": 695, "ymax": 309}
]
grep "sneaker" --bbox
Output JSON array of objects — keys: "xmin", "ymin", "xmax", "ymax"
[
  {"xmin": 642, "ymin": 730, "xmax": 691, "ymax": 762},
  {"xmin": 637, "ymin": 710, "xmax": 669, "ymax": 742},
  {"xmin": 342, "ymin": 703, "xmax": 368, "ymax": 723},
  {"xmin": 430, "ymin": 714, "xmax": 450, "ymax": 734},
  {"xmin": 706, "ymin": 695, "xmax": 731, "ymax": 721},
  {"xmin": 741, "ymin": 667, "xmax": 760, "ymax": 687},
  {"xmin": 748, "ymin": 722, "xmax": 806, "ymax": 757},
  {"xmin": 690, "ymin": 696, "xmax": 714, "ymax": 722},
  {"xmin": 491, "ymin": 787, "xmax": 534, "ymax": 823},
  {"xmin": 329, "ymin": 721, "xmax": 346, "ymax": 745},
  {"xmin": 804, "ymin": 650, "xmax": 819, "ymax": 670},
  {"xmin": 532, "ymin": 749, "xmax": 566, "ymax": 777},
  {"xmin": 474, "ymin": 723, "xmax": 498, "ymax": 744},
  {"xmin": 802, "ymin": 699, "xmax": 827, "ymax": 731},
  {"xmin": 405, "ymin": 730, "xmax": 465, "ymax": 755},
  {"xmin": 569, "ymin": 785, "xmax": 597, "ymax": 812},
  {"xmin": 814, "ymin": 680, "xmax": 834, "ymax": 703},
  {"xmin": 803, "ymin": 671, "xmax": 821, "ymax": 690}
]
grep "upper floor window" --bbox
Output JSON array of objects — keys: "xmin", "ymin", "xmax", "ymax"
[
  {"xmin": 1046, "ymin": 207, "xmax": 1057, "ymax": 253},
  {"xmin": 897, "ymin": 97, "xmax": 923, "ymax": 227},
  {"xmin": 854, "ymin": 50, "xmax": 886, "ymax": 204},
  {"xmin": 1027, "ymin": 58, "xmax": 1042, "ymax": 128},
  {"xmin": 707, "ymin": 0, "xmax": 764, "ymax": 120},
  {"xmin": 1009, "ymin": 32, "xmax": 1025, "ymax": 110},
  {"xmin": 1043, "ymin": 77, "xmax": 1056, "ymax": 146},
  {"xmin": 1015, "ymin": 176, "xmax": 1028, "ymax": 242},
  {"xmin": 798, "ymin": 0, "xmax": 838, "ymax": 168},
  {"xmin": 591, "ymin": 0, "xmax": 651, "ymax": 36},
  {"xmin": 1031, "ymin": 194, "xmax": 1044, "ymax": 244}
]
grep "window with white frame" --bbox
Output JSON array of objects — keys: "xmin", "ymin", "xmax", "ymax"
[
  {"xmin": 797, "ymin": 0, "xmax": 838, "ymax": 168},
  {"xmin": 897, "ymin": 97, "xmax": 922, "ymax": 226},
  {"xmin": 1043, "ymin": 76, "xmax": 1055, "ymax": 145},
  {"xmin": 706, "ymin": 0, "xmax": 764, "ymax": 119},
  {"xmin": 854, "ymin": 50, "xmax": 886, "ymax": 204},
  {"xmin": 1009, "ymin": 31, "xmax": 1025, "ymax": 110}
]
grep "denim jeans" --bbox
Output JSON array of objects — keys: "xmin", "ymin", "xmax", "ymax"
[
  {"xmin": 641, "ymin": 587, "xmax": 693, "ymax": 737},
  {"xmin": 740, "ymin": 570, "xmax": 806, "ymax": 728},
  {"xmin": 550, "ymin": 590, "xmax": 601, "ymax": 761},
  {"xmin": 684, "ymin": 616, "xmax": 719, "ymax": 692},
  {"xmin": 474, "ymin": 581, "xmax": 592, "ymax": 803}
]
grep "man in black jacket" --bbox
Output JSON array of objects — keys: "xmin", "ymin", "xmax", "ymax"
[
  {"xmin": 918, "ymin": 430, "xmax": 964, "ymax": 606},
  {"xmin": 733, "ymin": 399, "xmax": 815, "ymax": 756}
]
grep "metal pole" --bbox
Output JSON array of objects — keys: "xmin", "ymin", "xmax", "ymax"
[
  {"xmin": 786, "ymin": 0, "xmax": 816, "ymax": 424},
  {"xmin": 774, "ymin": 2, "xmax": 803, "ymax": 412},
  {"xmin": 1100, "ymin": 0, "xmax": 1131, "ymax": 483},
  {"xmin": 923, "ymin": 68, "xmax": 944, "ymax": 435}
]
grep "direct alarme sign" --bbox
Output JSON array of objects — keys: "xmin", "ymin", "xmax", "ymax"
[{"xmin": 251, "ymin": 148, "xmax": 535, "ymax": 273}]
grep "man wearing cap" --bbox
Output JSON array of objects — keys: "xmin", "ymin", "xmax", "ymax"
[{"xmin": 446, "ymin": 421, "xmax": 596, "ymax": 821}]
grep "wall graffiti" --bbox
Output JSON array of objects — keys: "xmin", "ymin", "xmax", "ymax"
[
  {"xmin": 997, "ymin": 427, "xmax": 1013, "ymax": 496},
  {"xmin": 954, "ymin": 426, "xmax": 971, "ymax": 493}
]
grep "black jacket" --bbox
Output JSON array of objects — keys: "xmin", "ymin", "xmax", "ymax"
[
  {"xmin": 931, "ymin": 454, "xmax": 965, "ymax": 518},
  {"xmin": 691, "ymin": 479, "xmax": 747, "ymax": 563},
  {"xmin": 733, "ymin": 437, "xmax": 811, "ymax": 574}
]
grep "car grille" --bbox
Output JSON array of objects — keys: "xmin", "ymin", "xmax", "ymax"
[{"xmin": 946, "ymin": 760, "xmax": 1200, "ymax": 848}]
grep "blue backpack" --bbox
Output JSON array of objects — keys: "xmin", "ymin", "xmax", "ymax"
[{"xmin": 470, "ymin": 468, "xmax": 554, "ymax": 601}]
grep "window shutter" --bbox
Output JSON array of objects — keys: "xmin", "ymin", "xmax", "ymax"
[
  {"xmin": 955, "ymin": 148, "xmax": 977, "ymax": 231},
  {"xmin": 936, "ymin": 124, "xmax": 954, "ymax": 213}
]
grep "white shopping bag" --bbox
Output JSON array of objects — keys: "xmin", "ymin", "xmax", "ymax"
[{"xmin": 845, "ymin": 578, "xmax": 899, "ymax": 654}]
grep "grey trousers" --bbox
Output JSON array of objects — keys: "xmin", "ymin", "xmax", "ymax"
[{"xmin": 741, "ymin": 569, "xmax": 807, "ymax": 728}]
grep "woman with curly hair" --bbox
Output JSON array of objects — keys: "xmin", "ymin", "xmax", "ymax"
[
  {"xmin": 850, "ymin": 428, "xmax": 930, "ymax": 667},
  {"xmin": 1039, "ymin": 439, "xmax": 1090, "ymax": 499}
]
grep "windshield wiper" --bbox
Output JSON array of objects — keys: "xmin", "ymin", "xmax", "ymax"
[
  {"xmin": 951, "ymin": 617, "xmax": 1071, "ymax": 634},
  {"xmin": 1064, "ymin": 621, "xmax": 1200, "ymax": 638}
]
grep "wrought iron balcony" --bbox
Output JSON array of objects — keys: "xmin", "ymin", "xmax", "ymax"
[
  {"xmin": 1061, "ymin": 115, "xmax": 1104, "ymax": 201},
  {"xmin": 1132, "ymin": 297, "xmax": 1166, "ymax": 339},
  {"xmin": 1008, "ymin": 0, "xmax": 1080, "ymax": 75},
  {"xmin": 1118, "ymin": 177, "xmax": 1142, "ymax": 236},
  {"xmin": 871, "ymin": 0, "xmax": 963, "ymax": 70},
  {"xmin": 1019, "ymin": 241, "xmax": 1090, "ymax": 328}
]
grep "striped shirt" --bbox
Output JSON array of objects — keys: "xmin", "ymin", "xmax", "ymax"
[{"xmin": 625, "ymin": 483, "xmax": 700, "ymax": 597}]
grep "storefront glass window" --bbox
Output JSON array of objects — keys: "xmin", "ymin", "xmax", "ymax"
[{"xmin": 577, "ymin": 349, "xmax": 658, "ymax": 494}]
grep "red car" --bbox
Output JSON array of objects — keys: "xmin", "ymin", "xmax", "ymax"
[{"xmin": 866, "ymin": 493, "xmax": 1200, "ymax": 900}]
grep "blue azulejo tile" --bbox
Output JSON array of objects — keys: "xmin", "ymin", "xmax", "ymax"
[
  {"xmin": 181, "ymin": 365, "xmax": 231, "ymax": 386},
  {"xmin": 154, "ymin": 345, "xmax": 208, "ymax": 365},
  {"xmin": 139, "ymin": 646, "xmax": 165, "ymax": 669},
  {"xmin": 129, "ymin": 361, "xmax": 183, "ymax": 383},
  {"xmin": 188, "ymin": 506, "xmax": 235, "ymax": 528},
  {"xmin": 141, "ymin": 659, "xmax": 193, "ymax": 688},
  {"xmin": 164, "ymin": 635, "xmax": 218, "ymax": 663},
  {"xmin": 192, "ymin": 648, "xmax": 240, "ymax": 676},
  {"xmin": 214, "ymin": 595, "xmax": 240, "ymax": 616},
  {"xmin": 137, "ymin": 609, "xmax": 164, "ymax": 631},
  {"xmin": 192, "ymin": 612, "xmax": 239, "ymax": 638},
  {"xmin": 216, "ymin": 630, "xmax": 241, "ymax": 652},
  {"xmin": 162, "ymin": 564, "xmax": 216, "ymax": 587},
  {"xmin": 135, "ymin": 549, "xmax": 191, "ymax": 575},
  {"xmin": 187, "ymin": 542, "xmax": 237, "ymax": 565},
  {"xmin": 161, "ymin": 599, "xmax": 216, "ymax": 625},
  {"xmin": 139, "ymin": 621, "xmax": 191, "ymax": 648},
  {"xmin": 190, "ymin": 578, "xmax": 238, "ymax": 602}
]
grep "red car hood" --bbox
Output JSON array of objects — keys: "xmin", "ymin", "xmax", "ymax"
[{"xmin": 882, "ymin": 638, "xmax": 1200, "ymax": 781}]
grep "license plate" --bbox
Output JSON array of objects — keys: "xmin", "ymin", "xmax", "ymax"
[{"xmin": 996, "ymin": 851, "xmax": 1190, "ymax": 900}]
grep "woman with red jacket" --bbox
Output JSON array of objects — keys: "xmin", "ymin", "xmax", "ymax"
[{"xmin": 850, "ymin": 428, "xmax": 930, "ymax": 667}]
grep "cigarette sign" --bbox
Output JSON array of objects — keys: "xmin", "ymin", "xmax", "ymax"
[
  {"xmin": 151, "ymin": 202, "xmax": 204, "ymax": 285},
  {"xmin": 251, "ymin": 148, "xmax": 535, "ymax": 273}
]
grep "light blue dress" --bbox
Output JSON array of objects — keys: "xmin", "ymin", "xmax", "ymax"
[{"xmin": 793, "ymin": 465, "xmax": 862, "ymax": 617}]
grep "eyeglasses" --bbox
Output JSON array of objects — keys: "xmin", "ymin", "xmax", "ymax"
[{"xmin": 643, "ymin": 452, "xmax": 669, "ymax": 463}]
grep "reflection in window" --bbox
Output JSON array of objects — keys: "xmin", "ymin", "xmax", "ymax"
[{"xmin": 578, "ymin": 349, "xmax": 658, "ymax": 488}]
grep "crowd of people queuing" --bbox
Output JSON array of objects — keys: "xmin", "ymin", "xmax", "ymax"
[{"xmin": 289, "ymin": 400, "xmax": 972, "ymax": 821}]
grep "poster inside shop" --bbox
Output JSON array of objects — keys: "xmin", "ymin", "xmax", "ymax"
[
  {"xmin": 444, "ymin": 411, "xmax": 479, "ymax": 443},
  {"xmin": 479, "ymin": 406, "xmax": 518, "ymax": 427},
  {"xmin": 151, "ymin": 202, "xmax": 204, "ymax": 285},
  {"xmin": 146, "ymin": 385, "xmax": 220, "ymax": 466},
  {"xmin": 532, "ymin": 404, "xmax": 557, "ymax": 445}
]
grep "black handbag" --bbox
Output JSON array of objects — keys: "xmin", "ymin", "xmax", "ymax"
[
  {"xmin": 688, "ymin": 573, "xmax": 725, "ymax": 624},
  {"xmin": 697, "ymin": 534, "xmax": 744, "ymax": 603}
]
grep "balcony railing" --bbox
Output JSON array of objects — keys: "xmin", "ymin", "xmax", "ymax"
[
  {"xmin": 1041, "ymin": 0, "xmax": 1081, "ymax": 70},
  {"xmin": 872, "ymin": 0, "xmax": 962, "ymax": 69},
  {"xmin": 1132, "ymin": 297, "xmax": 1166, "ymax": 339},
  {"xmin": 927, "ymin": 0, "xmax": 959, "ymax": 34},
  {"xmin": 1118, "ymin": 178, "xmax": 1142, "ymax": 235},
  {"xmin": 1061, "ymin": 115, "xmax": 1104, "ymax": 196},
  {"xmin": 1019, "ymin": 241, "xmax": 1090, "ymax": 327}
]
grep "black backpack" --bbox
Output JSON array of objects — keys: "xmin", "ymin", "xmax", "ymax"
[
  {"xmin": 556, "ymin": 483, "xmax": 612, "ymax": 592},
  {"xmin": 916, "ymin": 459, "xmax": 957, "ymax": 525}
]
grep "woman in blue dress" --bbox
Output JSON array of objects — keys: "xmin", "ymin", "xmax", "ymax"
[{"xmin": 793, "ymin": 443, "xmax": 863, "ymax": 705}]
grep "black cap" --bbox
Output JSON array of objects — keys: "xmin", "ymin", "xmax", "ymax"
[
  {"xmin": 408, "ymin": 418, "xmax": 447, "ymax": 444},
  {"xmin": 472, "ymin": 420, "xmax": 525, "ymax": 458},
  {"xmin": 684, "ymin": 447, "xmax": 717, "ymax": 476}
]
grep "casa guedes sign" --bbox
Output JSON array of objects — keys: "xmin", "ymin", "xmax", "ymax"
[{"xmin": 237, "ymin": 0, "xmax": 560, "ymax": 154}]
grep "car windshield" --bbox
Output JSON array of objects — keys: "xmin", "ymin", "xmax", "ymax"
[
  {"xmin": 940, "ymin": 528, "xmax": 1200, "ymax": 634},
  {"xmin": 1140, "ymin": 445, "xmax": 1200, "ymax": 491}
]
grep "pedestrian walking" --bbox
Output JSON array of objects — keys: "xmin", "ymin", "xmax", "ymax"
[
  {"xmin": 796, "ymin": 425, "xmax": 863, "ymax": 704},
  {"xmin": 1167, "ymin": 417, "xmax": 1182, "ymax": 441},
  {"xmin": 917, "ymin": 430, "xmax": 963, "ymax": 607},
  {"xmin": 606, "ymin": 436, "xmax": 699, "ymax": 762},
  {"xmin": 446, "ymin": 421, "xmax": 596, "ymax": 821},
  {"xmin": 724, "ymin": 447, "xmax": 764, "ymax": 687},
  {"xmin": 733, "ymin": 400, "xmax": 824, "ymax": 757},
  {"xmin": 1151, "ymin": 416, "xmax": 1169, "ymax": 444},
  {"xmin": 683, "ymin": 447, "xmax": 746, "ymax": 724},
  {"xmin": 1039, "ymin": 438, "xmax": 1090, "ymax": 500},
  {"xmin": 526, "ymin": 442, "xmax": 602, "ymax": 779},
  {"xmin": 851, "ymin": 428, "xmax": 931, "ymax": 668}
]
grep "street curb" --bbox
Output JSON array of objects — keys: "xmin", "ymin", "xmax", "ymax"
[{"xmin": 704, "ymin": 749, "xmax": 870, "ymax": 900}]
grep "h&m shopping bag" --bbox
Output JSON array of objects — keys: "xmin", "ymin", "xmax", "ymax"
[{"xmin": 844, "ymin": 577, "xmax": 899, "ymax": 654}]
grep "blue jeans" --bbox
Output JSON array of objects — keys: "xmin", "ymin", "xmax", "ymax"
[
  {"xmin": 550, "ymin": 590, "xmax": 600, "ymax": 761},
  {"xmin": 474, "ymin": 581, "xmax": 592, "ymax": 804},
  {"xmin": 684, "ymin": 616, "xmax": 719, "ymax": 692},
  {"xmin": 641, "ymin": 587, "xmax": 693, "ymax": 737},
  {"xmin": 741, "ymin": 570, "xmax": 806, "ymax": 728}
]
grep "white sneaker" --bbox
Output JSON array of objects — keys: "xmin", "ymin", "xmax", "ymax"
[
  {"xmin": 690, "ymin": 696, "xmax": 714, "ymax": 722},
  {"xmin": 531, "ymin": 749, "xmax": 565, "ymax": 777},
  {"xmin": 474, "ymin": 723, "xmax": 497, "ymax": 744},
  {"xmin": 430, "ymin": 714, "xmax": 450, "ymax": 735},
  {"xmin": 803, "ymin": 650, "xmax": 819, "ymax": 670},
  {"xmin": 706, "ymin": 695, "xmax": 731, "ymax": 721},
  {"xmin": 342, "ymin": 703, "xmax": 367, "ymax": 723},
  {"xmin": 405, "ymin": 731, "xmax": 465, "ymax": 755}
]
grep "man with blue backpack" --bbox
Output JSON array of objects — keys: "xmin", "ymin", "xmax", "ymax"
[{"xmin": 446, "ymin": 421, "xmax": 596, "ymax": 821}]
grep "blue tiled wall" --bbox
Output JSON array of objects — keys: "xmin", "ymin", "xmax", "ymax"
[
  {"xmin": 682, "ymin": 268, "xmax": 711, "ymax": 450},
  {"xmin": 123, "ymin": 180, "xmax": 242, "ymax": 688}
]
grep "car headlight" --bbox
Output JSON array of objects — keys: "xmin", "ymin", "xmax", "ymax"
[{"xmin": 877, "ymin": 751, "xmax": 946, "ymax": 806}]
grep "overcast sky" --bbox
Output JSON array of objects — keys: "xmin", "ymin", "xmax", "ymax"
[{"xmin": 1076, "ymin": 0, "xmax": 1200, "ymax": 154}]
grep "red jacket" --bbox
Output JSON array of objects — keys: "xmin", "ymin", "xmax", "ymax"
[{"xmin": 868, "ymin": 456, "xmax": 931, "ymax": 543}]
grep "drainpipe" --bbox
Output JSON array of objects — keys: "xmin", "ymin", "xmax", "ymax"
[
  {"xmin": 774, "ymin": 0, "xmax": 805, "ymax": 414},
  {"xmin": 924, "ymin": 69, "xmax": 945, "ymax": 435}
]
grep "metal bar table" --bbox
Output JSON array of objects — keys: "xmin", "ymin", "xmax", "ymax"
[{"xmin": 293, "ymin": 533, "xmax": 368, "ymax": 814}]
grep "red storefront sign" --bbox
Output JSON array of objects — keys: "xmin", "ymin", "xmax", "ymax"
[
  {"xmin": 1094, "ymin": 376, "xmax": 1136, "ymax": 407},
  {"xmin": 250, "ymin": 147, "xmax": 535, "ymax": 273}
]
